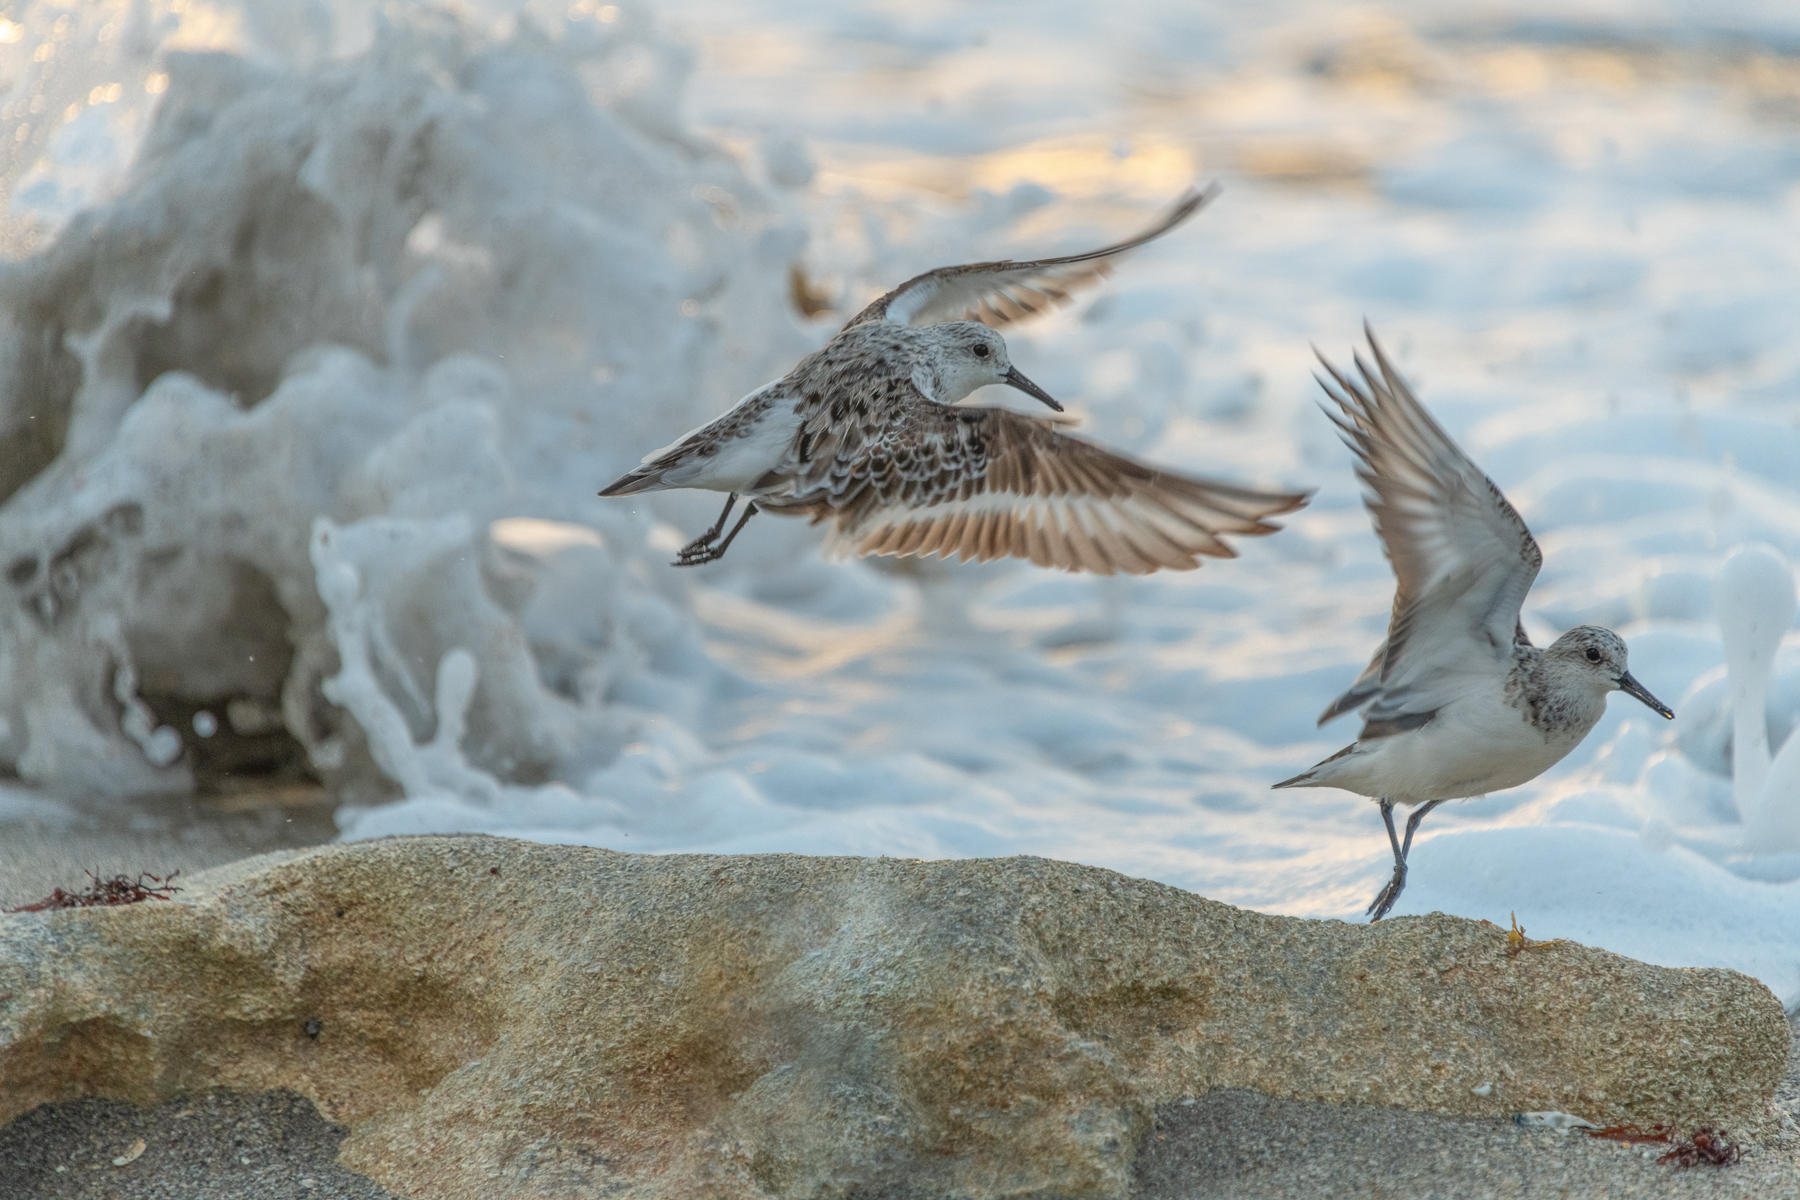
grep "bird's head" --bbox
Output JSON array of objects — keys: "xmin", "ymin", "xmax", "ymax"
[
  {"xmin": 927, "ymin": 322, "xmax": 1062, "ymax": 411},
  {"xmin": 1546, "ymin": 625, "xmax": 1673, "ymax": 718}
]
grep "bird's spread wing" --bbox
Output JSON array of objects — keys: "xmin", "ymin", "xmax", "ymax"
[
  {"xmin": 1315, "ymin": 325, "xmax": 1541, "ymax": 737},
  {"xmin": 843, "ymin": 185, "xmax": 1218, "ymax": 331},
  {"xmin": 1316, "ymin": 637, "xmax": 1388, "ymax": 727},
  {"xmin": 762, "ymin": 383, "xmax": 1309, "ymax": 575}
]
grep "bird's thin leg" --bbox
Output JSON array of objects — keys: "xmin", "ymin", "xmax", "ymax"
[
  {"xmin": 1399, "ymin": 798, "xmax": 1445, "ymax": 861},
  {"xmin": 710, "ymin": 502, "xmax": 759, "ymax": 557},
  {"xmin": 1367, "ymin": 798, "xmax": 1445, "ymax": 922},
  {"xmin": 1365, "ymin": 799, "xmax": 1406, "ymax": 922},
  {"xmin": 673, "ymin": 494, "xmax": 739, "ymax": 565},
  {"xmin": 673, "ymin": 501, "xmax": 759, "ymax": 567},
  {"xmin": 684, "ymin": 494, "xmax": 739, "ymax": 549}
]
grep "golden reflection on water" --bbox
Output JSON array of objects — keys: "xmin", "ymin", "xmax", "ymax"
[
  {"xmin": 719, "ymin": 14, "xmax": 1800, "ymax": 207},
  {"xmin": 820, "ymin": 133, "xmax": 1201, "ymax": 202}
]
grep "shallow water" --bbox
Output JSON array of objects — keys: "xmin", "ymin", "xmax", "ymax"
[{"xmin": 2, "ymin": 0, "xmax": 1798, "ymax": 1001}]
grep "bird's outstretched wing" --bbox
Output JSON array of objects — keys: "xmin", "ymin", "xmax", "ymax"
[
  {"xmin": 762, "ymin": 381, "xmax": 1308, "ymax": 575},
  {"xmin": 1315, "ymin": 324, "xmax": 1542, "ymax": 737},
  {"xmin": 843, "ymin": 185, "xmax": 1218, "ymax": 331}
]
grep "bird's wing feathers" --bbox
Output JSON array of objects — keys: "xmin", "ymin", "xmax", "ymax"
[
  {"xmin": 843, "ymin": 185, "xmax": 1218, "ymax": 331},
  {"xmin": 764, "ymin": 383, "xmax": 1308, "ymax": 576},
  {"xmin": 1315, "ymin": 325, "xmax": 1542, "ymax": 736},
  {"xmin": 1316, "ymin": 635, "xmax": 1388, "ymax": 726}
]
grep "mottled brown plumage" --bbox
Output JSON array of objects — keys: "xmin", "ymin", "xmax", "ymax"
[
  {"xmin": 601, "ymin": 186, "xmax": 1307, "ymax": 571},
  {"xmin": 762, "ymin": 365, "xmax": 1304, "ymax": 574}
]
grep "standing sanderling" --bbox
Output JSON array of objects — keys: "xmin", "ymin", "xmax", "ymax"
[
  {"xmin": 1275, "ymin": 326, "xmax": 1673, "ymax": 921},
  {"xmin": 600, "ymin": 186, "xmax": 1309, "ymax": 571}
]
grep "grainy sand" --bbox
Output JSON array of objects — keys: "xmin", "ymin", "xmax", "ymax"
[
  {"xmin": 1133, "ymin": 1019, "xmax": 1800, "ymax": 1200},
  {"xmin": 0, "ymin": 1090, "xmax": 397, "ymax": 1200}
]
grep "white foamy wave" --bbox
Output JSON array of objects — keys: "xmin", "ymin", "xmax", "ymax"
[{"xmin": 0, "ymin": 6, "xmax": 812, "ymax": 798}]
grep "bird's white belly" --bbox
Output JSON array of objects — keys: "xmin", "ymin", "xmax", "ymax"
[
  {"xmin": 1334, "ymin": 689, "xmax": 1592, "ymax": 804},
  {"xmin": 659, "ymin": 396, "xmax": 803, "ymax": 493}
]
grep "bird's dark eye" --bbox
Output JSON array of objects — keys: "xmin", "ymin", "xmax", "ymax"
[
  {"xmin": 1584, "ymin": 647, "xmax": 1602, "ymax": 663},
  {"xmin": 972, "ymin": 343, "xmax": 991, "ymax": 359}
]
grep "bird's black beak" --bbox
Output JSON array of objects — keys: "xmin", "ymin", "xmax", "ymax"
[
  {"xmin": 1616, "ymin": 672, "xmax": 1674, "ymax": 719},
  {"xmin": 1003, "ymin": 366, "xmax": 1063, "ymax": 412}
]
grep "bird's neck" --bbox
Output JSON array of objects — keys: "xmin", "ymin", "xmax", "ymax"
[{"xmin": 1505, "ymin": 651, "xmax": 1607, "ymax": 739}]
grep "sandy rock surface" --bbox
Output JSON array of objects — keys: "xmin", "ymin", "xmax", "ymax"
[{"xmin": 0, "ymin": 835, "xmax": 1786, "ymax": 1199}]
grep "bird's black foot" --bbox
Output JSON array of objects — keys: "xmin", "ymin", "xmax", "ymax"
[
  {"xmin": 1366, "ymin": 862, "xmax": 1406, "ymax": 922},
  {"xmin": 669, "ymin": 494, "xmax": 738, "ymax": 567},
  {"xmin": 670, "ymin": 500, "xmax": 758, "ymax": 568},
  {"xmin": 672, "ymin": 535, "xmax": 726, "ymax": 567}
]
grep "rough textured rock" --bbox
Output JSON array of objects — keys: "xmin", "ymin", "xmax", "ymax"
[{"xmin": 0, "ymin": 836, "xmax": 1786, "ymax": 1199}]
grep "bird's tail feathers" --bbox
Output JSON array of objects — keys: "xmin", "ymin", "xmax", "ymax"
[
  {"xmin": 598, "ymin": 464, "xmax": 668, "ymax": 497},
  {"xmin": 1271, "ymin": 741, "xmax": 1357, "ymax": 790}
]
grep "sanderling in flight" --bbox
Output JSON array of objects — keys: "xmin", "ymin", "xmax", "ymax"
[
  {"xmin": 600, "ymin": 185, "xmax": 1309, "ymax": 571},
  {"xmin": 1274, "ymin": 326, "xmax": 1673, "ymax": 921}
]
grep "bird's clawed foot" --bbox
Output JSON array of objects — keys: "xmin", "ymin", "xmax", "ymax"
[
  {"xmin": 1366, "ymin": 862, "xmax": 1406, "ymax": 922},
  {"xmin": 671, "ymin": 494, "xmax": 738, "ymax": 566},
  {"xmin": 670, "ymin": 499, "xmax": 759, "ymax": 567},
  {"xmin": 672, "ymin": 533, "xmax": 726, "ymax": 567}
]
